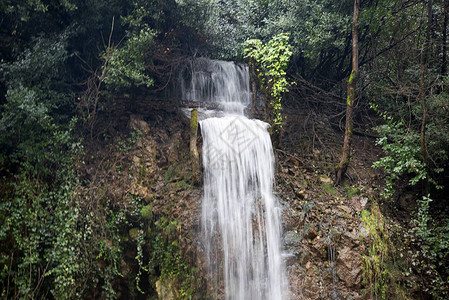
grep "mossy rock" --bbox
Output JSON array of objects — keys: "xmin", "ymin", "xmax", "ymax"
[
  {"xmin": 141, "ymin": 205, "xmax": 153, "ymax": 220},
  {"xmin": 345, "ymin": 184, "xmax": 361, "ymax": 199},
  {"xmin": 321, "ymin": 182, "xmax": 336, "ymax": 195}
]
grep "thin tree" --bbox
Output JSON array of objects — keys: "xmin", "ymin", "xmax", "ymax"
[
  {"xmin": 442, "ymin": 0, "xmax": 448, "ymax": 75},
  {"xmin": 419, "ymin": 0, "xmax": 433, "ymax": 193},
  {"xmin": 335, "ymin": 0, "xmax": 360, "ymax": 185}
]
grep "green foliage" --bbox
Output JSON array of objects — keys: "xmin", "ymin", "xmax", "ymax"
[
  {"xmin": 196, "ymin": 0, "xmax": 351, "ymax": 66},
  {"xmin": 103, "ymin": 28, "xmax": 155, "ymax": 91},
  {"xmin": 174, "ymin": 0, "xmax": 215, "ymax": 32},
  {"xmin": 422, "ymin": 88, "xmax": 449, "ymax": 167},
  {"xmin": 1, "ymin": 29, "xmax": 71, "ymax": 88},
  {"xmin": 2, "ymin": 0, "xmax": 448, "ymax": 298},
  {"xmin": 370, "ymin": 103, "xmax": 445, "ymax": 198},
  {"xmin": 321, "ymin": 182, "xmax": 336, "ymax": 195},
  {"xmin": 365, "ymin": 0, "xmax": 448, "ymax": 195},
  {"xmin": 361, "ymin": 199, "xmax": 449, "ymax": 300},
  {"xmin": 364, "ymin": 3, "xmax": 449, "ymax": 294},
  {"xmin": 116, "ymin": 190, "xmax": 201, "ymax": 298},
  {"xmin": 0, "ymin": 87, "xmax": 49, "ymax": 156},
  {"xmin": 0, "ymin": 0, "xmax": 77, "ymax": 16},
  {"xmin": 120, "ymin": 0, "xmax": 179, "ymax": 33},
  {"xmin": 0, "ymin": 120, "xmax": 87, "ymax": 299},
  {"xmin": 0, "ymin": 14, "xmax": 130, "ymax": 297},
  {"xmin": 0, "ymin": 29, "xmax": 74, "ymax": 167},
  {"xmin": 1, "ymin": 0, "xmax": 49, "ymax": 16},
  {"xmin": 115, "ymin": 129, "xmax": 143, "ymax": 153},
  {"xmin": 244, "ymin": 33, "xmax": 292, "ymax": 129},
  {"xmin": 286, "ymin": 0, "xmax": 351, "ymax": 61},
  {"xmin": 370, "ymin": 97, "xmax": 449, "ymax": 298},
  {"xmin": 135, "ymin": 226, "xmax": 147, "ymax": 294},
  {"xmin": 124, "ymin": 206, "xmax": 200, "ymax": 298},
  {"xmin": 141, "ymin": 205, "xmax": 153, "ymax": 220},
  {"xmin": 150, "ymin": 217, "xmax": 182, "ymax": 279},
  {"xmin": 404, "ymin": 195, "xmax": 449, "ymax": 299},
  {"xmin": 371, "ymin": 110, "xmax": 427, "ymax": 198},
  {"xmin": 361, "ymin": 204, "xmax": 407, "ymax": 299},
  {"xmin": 148, "ymin": 217, "xmax": 199, "ymax": 298},
  {"xmin": 0, "ymin": 0, "xmax": 77, "ymax": 39},
  {"xmin": 77, "ymin": 7, "xmax": 156, "ymax": 126},
  {"xmin": 344, "ymin": 184, "xmax": 360, "ymax": 199}
]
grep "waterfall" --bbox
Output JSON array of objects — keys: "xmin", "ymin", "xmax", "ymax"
[
  {"xmin": 179, "ymin": 58, "xmax": 251, "ymax": 115},
  {"xmin": 183, "ymin": 58, "xmax": 288, "ymax": 299}
]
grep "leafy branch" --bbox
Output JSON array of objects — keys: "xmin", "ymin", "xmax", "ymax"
[{"xmin": 244, "ymin": 33, "xmax": 293, "ymax": 132}]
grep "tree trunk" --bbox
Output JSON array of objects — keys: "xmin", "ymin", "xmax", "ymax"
[
  {"xmin": 419, "ymin": 0, "xmax": 432, "ymax": 186},
  {"xmin": 249, "ymin": 64, "xmax": 258, "ymax": 118},
  {"xmin": 335, "ymin": 0, "xmax": 360, "ymax": 185},
  {"xmin": 442, "ymin": 0, "xmax": 448, "ymax": 75},
  {"xmin": 190, "ymin": 108, "xmax": 200, "ymax": 183}
]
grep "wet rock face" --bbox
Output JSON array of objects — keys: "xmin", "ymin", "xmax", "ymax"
[
  {"xmin": 336, "ymin": 246, "xmax": 362, "ymax": 288},
  {"xmin": 156, "ymin": 278, "xmax": 179, "ymax": 300},
  {"xmin": 284, "ymin": 230, "xmax": 302, "ymax": 247},
  {"xmin": 277, "ymin": 154, "xmax": 373, "ymax": 300},
  {"xmin": 111, "ymin": 111, "xmax": 207, "ymax": 298},
  {"xmin": 127, "ymin": 115, "xmax": 159, "ymax": 203}
]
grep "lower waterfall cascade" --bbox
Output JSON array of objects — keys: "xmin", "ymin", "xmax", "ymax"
[{"xmin": 200, "ymin": 116, "xmax": 288, "ymax": 299}]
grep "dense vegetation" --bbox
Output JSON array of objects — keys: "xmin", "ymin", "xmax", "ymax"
[{"xmin": 1, "ymin": 0, "xmax": 448, "ymax": 298}]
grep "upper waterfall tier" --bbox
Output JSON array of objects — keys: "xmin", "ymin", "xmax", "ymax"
[{"xmin": 178, "ymin": 58, "xmax": 251, "ymax": 114}]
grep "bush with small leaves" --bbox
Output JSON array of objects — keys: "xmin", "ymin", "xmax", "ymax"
[{"xmin": 244, "ymin": 33, "xmax": 293, "ymax": 132}]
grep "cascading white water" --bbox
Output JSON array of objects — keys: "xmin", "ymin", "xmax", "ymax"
[
  {"xmin": 201, "ymin": 117, "xmax": 288, "ymax": 299},
  {"xmin": 183, "ymin": 58, "xmax": 288, "ymax": 299},
  {"xmin": 179, "ymin": 58, "xmax": 251, "ymax": 115}
]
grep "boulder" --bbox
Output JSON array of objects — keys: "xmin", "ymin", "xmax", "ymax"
[
  {"xmin": 284, "ymin": 230, "xmax": 302, "ymax": 246},
  {"xmin": 129, "ymin": 114, "xmax": 150, "ymax": 134},
  {"xmin": 336, "ymin": 246, "xmax": 362, "ymax": 288}
]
